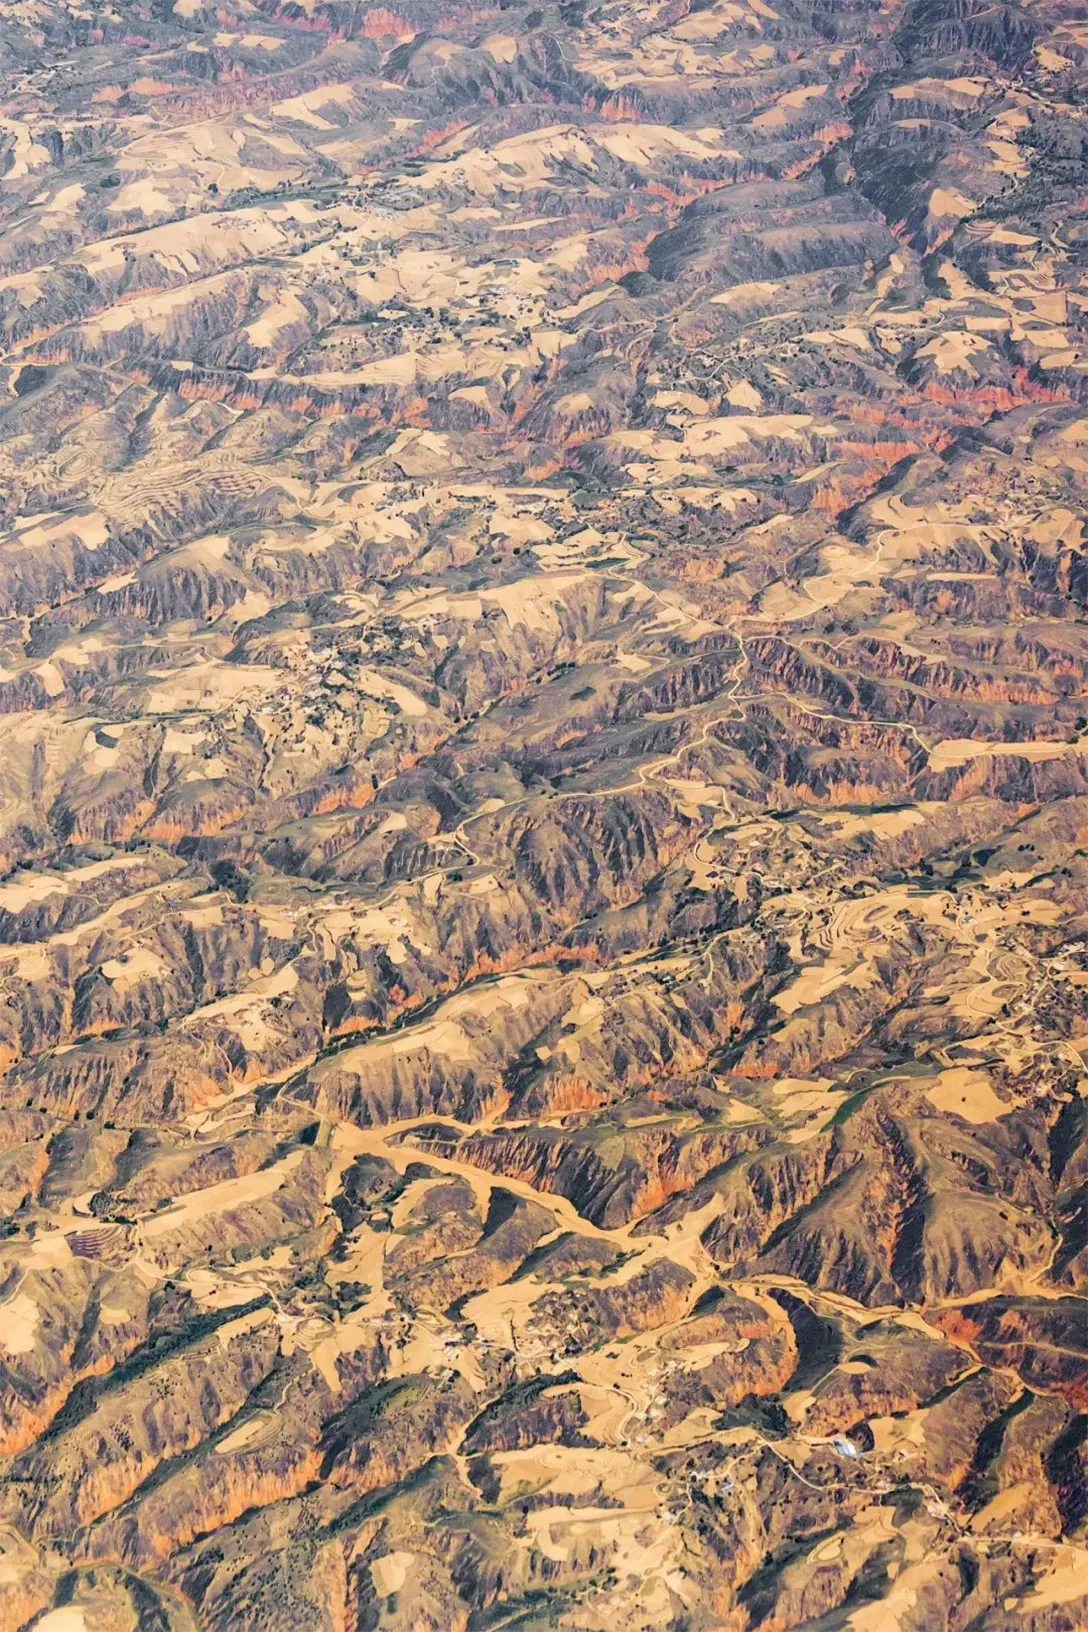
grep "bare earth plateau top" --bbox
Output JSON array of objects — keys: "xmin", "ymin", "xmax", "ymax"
[{"xmin": 0, "ymin": 0, "xmax": 1085, "ymax": 1626}]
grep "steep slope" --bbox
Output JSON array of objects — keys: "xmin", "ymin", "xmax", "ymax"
[{"xmin": 0, "ymin": 0, "xmax": 1085, "ymax": 1628}]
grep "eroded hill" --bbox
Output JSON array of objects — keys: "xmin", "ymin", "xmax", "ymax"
[{"xmin": 0, "ymin": 0, "xmax": 1085, "ymax": 1628}]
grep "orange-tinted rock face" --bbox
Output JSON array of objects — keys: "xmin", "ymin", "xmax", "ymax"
[{"xmin": 0, "ymin": 0, "xmax": 1085, "ymax": 1627}]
